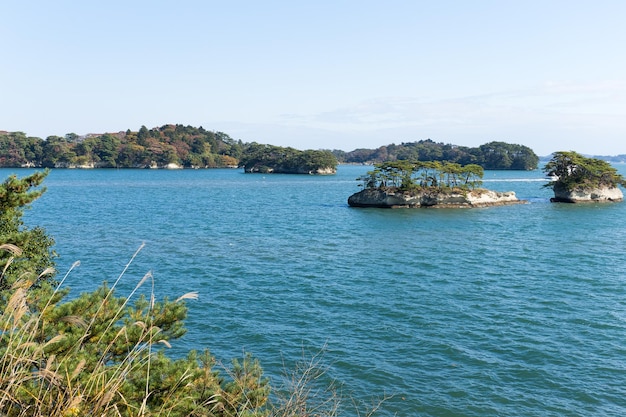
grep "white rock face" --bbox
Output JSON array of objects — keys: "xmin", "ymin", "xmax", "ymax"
[
  {"xmin": 314, "ymin": 167, "xmax": 338, "ymax": 175},
  {"xmin": 466, "ymin": 190, "xmax": 519, "ymax": 205},
  {"xmin": 245, "ymin": 165, "xmax": 336, "ymax": 175},
  {"xmin": 552, "ymin": 185, "xmax": 624, "ymax": 203},
  {"xmin": 348, "ymin": 188, "xmax": 523, "ymax": 208}
]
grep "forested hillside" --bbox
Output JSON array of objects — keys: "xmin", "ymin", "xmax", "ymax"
[
  {"xmin": 0, "ymin": 125, "xmax": 243, "ymax": 168},
  {"xmin": 333, "ymin": 139, "xmax": 539, "ymax": 170}
]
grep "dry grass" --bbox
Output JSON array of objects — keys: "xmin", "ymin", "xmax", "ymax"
[
  {"xmin": 0, "ymin": 244, "xmax": 186, "ymax": 417},
  {"xmin": 269, "ymin": 347, "xmax": 394, "ymax": 417},
  {"xmin": 0, "ymin": 244, "xmax": 390, "ymax": 417}
]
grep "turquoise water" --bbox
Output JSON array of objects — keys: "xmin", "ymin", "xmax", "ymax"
[{"xmin": 10, "ymin": 165, "xmax": 626, "ymax": 416}]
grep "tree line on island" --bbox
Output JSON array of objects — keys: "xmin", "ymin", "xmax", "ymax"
[
  {"xmin": 1, "ymin": 125, "xmax": 539, "ymax": 172},
  {"xmin": 357, "ymin": 160, "xmax": 485, "ymax": 191},
  {"xmin": 241, "ymin": 143, "xmax": 338, "ymax": 174},
  {"xmin": 0, "ymin": 125, "xmax": 338, "ymax": 174}
]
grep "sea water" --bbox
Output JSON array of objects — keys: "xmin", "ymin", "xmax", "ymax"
[{"xmin": 10, "ymin": 165, "xmax": 626, "ymax": 416}]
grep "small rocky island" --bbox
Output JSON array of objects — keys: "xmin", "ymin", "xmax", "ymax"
[
  {"xmin": 348, "ymin": 187, "xmax": 521, "ymax": 208},
  {"xmin": 348, "ymin": 161, "xmax": 524, "ymax": 208},
  {"xmin": 543, "ymin": 151, "xmax": 625, "ymax": 203},
  {"xmin": 240, "ymin": 144, "xmax": 337, "ymax": 174}
]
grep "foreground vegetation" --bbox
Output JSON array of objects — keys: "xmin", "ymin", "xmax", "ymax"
[
  {"xmin": 0, "ymin": 171, "xmax": 382, "ymax": 416},
  {"xmin": 543, "ymin": 151, "xmax": 626, "ymax": 192}
]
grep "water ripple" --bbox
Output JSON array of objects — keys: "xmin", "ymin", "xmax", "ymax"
[{"xmin": 16, "ymin": 166, "xmax": 626, "ymax": 417}]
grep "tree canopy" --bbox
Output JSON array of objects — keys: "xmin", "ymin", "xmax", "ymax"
[
  {"xmin": 543, "ymin": 151, "xmax": 626, "ymax": 191},
  {"xmin": 358, "ymin": 160, "xmax": 484, "ymax": 192}
]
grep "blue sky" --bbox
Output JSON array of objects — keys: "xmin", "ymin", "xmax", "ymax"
[{"xmin": 2, "ymin": 1, "xmax": 625, "ymax": 156}]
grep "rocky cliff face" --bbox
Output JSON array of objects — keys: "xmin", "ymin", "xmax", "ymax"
[
  {"xmin": 551, "ymin": 183, "xmax": 624, "ymax": 203},
  {"xmin": 348, "ymin": 188, "xmax": 523, "ymax": 208}
]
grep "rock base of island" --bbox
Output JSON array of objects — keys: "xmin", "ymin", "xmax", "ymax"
[
  {"xmin": 551, "ymin": 184, "xmax": 624, "ymax": 203},
  {"xmin": 244, "ymin": 166, "xmax": 336, "ymax": 175},
  {"xmin": 348, "ymin": 188, "xmax": 524, "ymax": 208}
]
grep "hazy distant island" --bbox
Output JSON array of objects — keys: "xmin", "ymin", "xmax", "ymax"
[
  {"xmin": 543, "ymin": 151, "xmax": 625, "ymax": 203},
  {"xmin": 1, "ymin": 125, "xmax": 539, "ymax": 173},
  {"xmin": 348, "ymin": 160, "xmax": 524, "ymax": 208},
  {"xmin": 333, "ymin": 140, "xmax": 539, "ymax": 170}
]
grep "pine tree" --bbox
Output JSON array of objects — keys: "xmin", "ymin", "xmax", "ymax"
[{"xmin": 0, "ymin": 170, "xmax": 56, "ymax": 293}]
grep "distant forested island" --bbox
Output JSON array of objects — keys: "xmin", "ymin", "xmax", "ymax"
[
  {"xmin": 332, "ymin": 139, "xmax": 539, "ymax": 170},
  {"xmin": 0, "ymin": 125, "xmax": 337, "ymax": 174},
  {"xmin": 1, "ymin": 125, "xmax": 538, "ymax": 171},
  {"xmin": 585, "ymin": 154, "xmax": 626, "ymax": 164}
]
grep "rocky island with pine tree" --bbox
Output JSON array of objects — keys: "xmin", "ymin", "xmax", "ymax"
[
  {"xmin": 348, "ymin": 160, "xmax": 524, "ymax": 208},
  {"xmin": 543, "ymin": 151, "xmax": 625, "ymax": 203}
]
